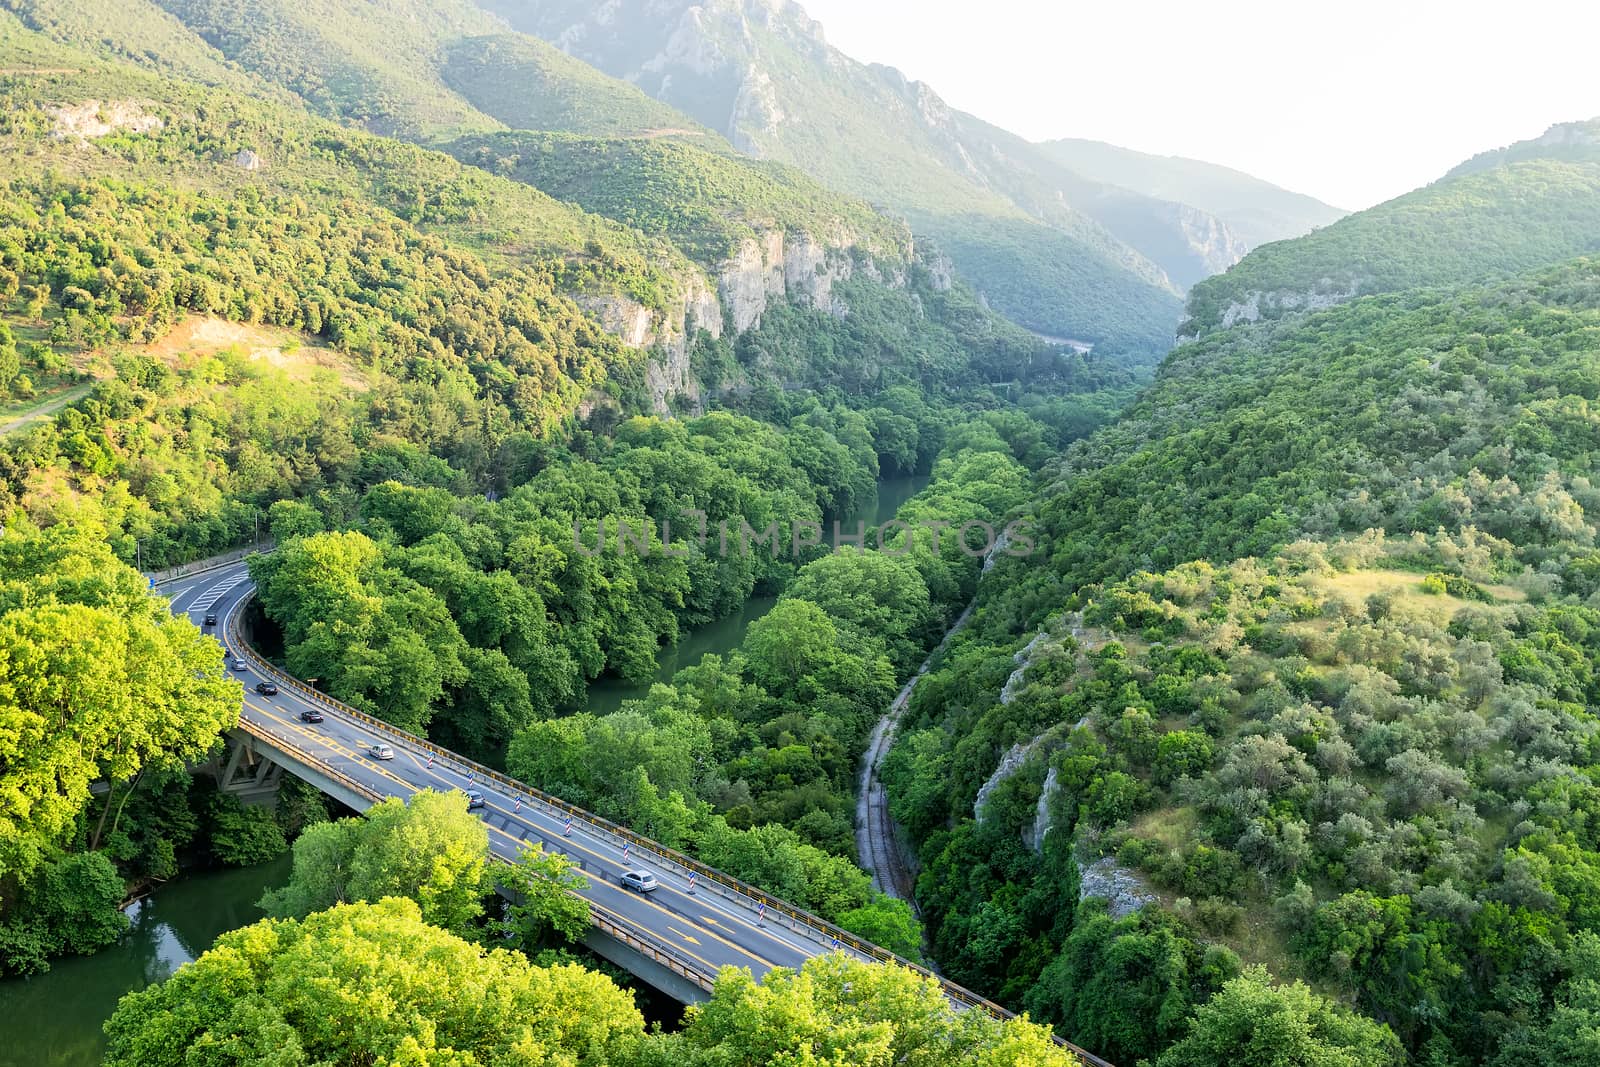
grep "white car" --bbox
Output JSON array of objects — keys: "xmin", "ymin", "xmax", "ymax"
[
  {"xmin": 620, "ymin": 870, "xmax": 659, "ymax": 893},
  {"xmin": 368, "ymin": 743, "xmax": 395, "ymax": 761}
]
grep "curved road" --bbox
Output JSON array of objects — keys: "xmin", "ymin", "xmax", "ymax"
[
  {"xmin": 158, "ymin": 560, "xmax": 1108, "ymax": 1066},
  {"xmin": 161, "ymin": 562, "xmax": 835, "ymax": 983}
]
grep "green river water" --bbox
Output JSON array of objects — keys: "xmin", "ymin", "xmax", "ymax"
[
  {"xmin": 0, "ymin": 472, "xmax": 931, "ymax": 1063},
  {"xmin": 0, "ymin": 855, "xmax": 291, "ymax": 1066},
  {"xmin": 584, "ymin": 471, "xmax": 930, "ymax": 713}
]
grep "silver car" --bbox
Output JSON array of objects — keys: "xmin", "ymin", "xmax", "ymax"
[
  {"xmin": 620, "ymin": 870, "xmax": 658, "ymax": 893},
  {"xmin": 368, "ymin": 743, "xmax": 395, "ymax": 760}
]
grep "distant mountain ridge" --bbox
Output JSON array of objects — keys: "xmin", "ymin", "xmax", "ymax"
[
  {"xmin": 7, "ymin": 0, "xmax": 1343, "ymax": 364},
  {"xmin": 480, "ymin": 0, "xmax": 1206, "ymax": 355},
  {"xmin": 1037, "ymin": 138, "xmax": 1346, "ymax": 248}
]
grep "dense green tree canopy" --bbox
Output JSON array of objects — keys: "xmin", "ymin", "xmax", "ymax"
[
  {"xmin": 103, "ymin": 898, "xmax": 645, "ymax": 1067},
  {"xmin": 262, "ymin": 789, "xmax": 489, "ymax": 937},
  {"xmin": 0, "ymin": 523, "xmax": 238, "ymax": 877}
]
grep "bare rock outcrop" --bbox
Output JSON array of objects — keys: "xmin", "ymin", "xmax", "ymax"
[
  {"xmin": 1078, "ymin": 856, "xmax": 1158, "ymax": 918},
  {"xmin": 973, "ymin": 734, "xmax": 1049, "ymax": 823},
  {"xmin": 46, "ymin": 100, "xmax": 162, "ymax": 140}
]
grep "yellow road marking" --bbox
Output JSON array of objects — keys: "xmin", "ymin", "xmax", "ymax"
[
  {"xmin": 239, "ymin": 697, "xmax": 780, "ymax": 972},
  {"xmin": 668, "ymin": 925, "xmax": 702, "ymax": 946},
  {"xmin": 386, "ymin": 742, "xmax": 804, "ymax": 967}
]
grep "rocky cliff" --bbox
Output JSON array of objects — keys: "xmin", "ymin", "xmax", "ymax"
[
  {"xmin": 582, "ymin": 224, "xmax": 903, "ymax": 414},
  {"xmin": 1177, "ymin": 278, "xmax": 1365, "ymax": 340}
]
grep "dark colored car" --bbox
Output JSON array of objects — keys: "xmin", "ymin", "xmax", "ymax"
[
  {"xmin": 299, "ymin": 709, "xmax": 324, "ymax": 724},
  {"xmin": 255, "ymin": 681, "xmax": 279, "ymax": 696},
  {"xmin": 203, "ymin": 612, "xmax": 217, "ymax": 627}
]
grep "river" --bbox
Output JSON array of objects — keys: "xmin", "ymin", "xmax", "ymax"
[
  {"xmin": 0, "ymin": 855, "xmax": 291, "ymax": 1066},
  {"xmin": 584, "ymin": 471, "xmax": 930, "ymax": 714}
]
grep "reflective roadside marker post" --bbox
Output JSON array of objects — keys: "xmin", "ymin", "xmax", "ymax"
[
  {"xmin": 687, "ymin": 872, "xmax": 698, "ymax": 896},
  {"xmin": 513, "ymin": 796, "xmax": 521, "ymax": 813},
  {"xmin": 622, "ymin": 842, "xmax": 630, "ymax": 862},
  {"xmin": 563, "ymin": 816, "xmax": 572, "ymax": 838},
  {"xmin": 831, "ymin": 936, "xmax": 841, "ymax": 951},
  {"xmin": 426, "ymin": 754, "xmax": 433, "ymax": 769},
  {"xmin": 757, "ymin": 901, "xmax": 767, "ymax": 927}
]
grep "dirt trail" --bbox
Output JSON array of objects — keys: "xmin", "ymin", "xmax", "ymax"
[{"xmin": 0, "ymin": 383, "xmax": 92, "ymax": 436}]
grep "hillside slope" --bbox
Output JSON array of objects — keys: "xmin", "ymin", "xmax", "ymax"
[
  {"xmin": 483, "ymin": 0, "xmax": 1191, "ymax": 357},
  {"xmin": 1445, "ymin": 116, "xmax": 1600, "ymax": 177},
  {"xmin": 890, "ymin": 254, "xmax": 1600, "ymax": 1065},
  {"xmin": 1182, "ymin": 138, "xmax": 1600, "ymax": 337}
]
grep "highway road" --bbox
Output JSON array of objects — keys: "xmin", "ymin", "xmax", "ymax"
[
  {"xmin": 160, "ymin": 561, "xmax": 837, "ymax": 984},
  {"xmin": 158, "ymin": 559, "xmax": 1109, "ymax": 1066}
]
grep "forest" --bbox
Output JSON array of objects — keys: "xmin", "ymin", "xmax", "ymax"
[
  {"xmin": 885, "ymin": 256, "xmax": 1600, "ymax": 1065},
  {"xmin": 4, "ymin": 1, "xmax": 1600, "ymax": 1065}
]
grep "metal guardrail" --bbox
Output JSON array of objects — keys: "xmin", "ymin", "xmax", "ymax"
[
  {"xmin": 222, "ymin": 578, "xmax": 1108, "ymax": 1065},
  {"xmin": 234, "ymin": 697, "xmax": 717, "ymax": 995}
]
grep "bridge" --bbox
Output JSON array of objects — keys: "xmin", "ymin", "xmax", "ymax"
[{"xmin": 160, "ymin": 560, "xmax": 1107, "ymax": 1065}]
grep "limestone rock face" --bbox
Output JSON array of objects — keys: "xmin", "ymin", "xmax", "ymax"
[
  {"xmin": 1023, "ymin": 765, "xmax": 1060, "ymax": 852},
  {"xmin": 973, "ymin": 734, "xmax": 1048, "ymax": 824},
  {"xmin": 1180, "ymin": 278, "xmax": 1367, "ymax": 339},
  {"xmin": 46, "ymin": 100, "xmax": 163, "ymax": 140},
  {"xmin": 715, "ymin": 228, "xmax": 870, "ymax": 332},
  {"xmin": 1078, "ymin": 856, "xmax": 1157, "ymax": 918}
]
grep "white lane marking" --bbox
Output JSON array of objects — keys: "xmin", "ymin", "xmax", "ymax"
[{"xmin": 191, "ymin": 573, "xmax": 249, "ymax": 613}]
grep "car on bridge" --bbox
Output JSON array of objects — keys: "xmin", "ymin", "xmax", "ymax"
[
  {"xmin": 203, "ymin": 612, "xmax": 217, "ymax": 627},
  {"xmin": 255, "ymin": 681, "xmax": 278, "ymax": 696},
  {"xmin": 466, "ymin": 790, "xmax": 485, "ymax": 810},
  {"xmin": 368, "ymin": 743, "xmax": 395, "ymax": 760},
  {"xmin": 620, "ymin": 870, "xmax": 659, "ymax": 894},
  {"xmin": 299, "ymin": 709, "xmax": 324, "ymax": 724},
  {"xmin": 231, "ymin": 657, "xmax": 246, "ymax": 671}
]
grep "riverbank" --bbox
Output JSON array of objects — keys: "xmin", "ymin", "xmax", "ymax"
[{"xmin": 581, "ymin": 472, "xmax": 931, "ymax": 714}]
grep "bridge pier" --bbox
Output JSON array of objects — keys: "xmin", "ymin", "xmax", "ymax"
[{"xmin": 209, "ymin": 731, "xmax": 287, "ymax": 807}]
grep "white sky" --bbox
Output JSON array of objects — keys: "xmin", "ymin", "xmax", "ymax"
[{"xmin": 796, "ymin": 0, "xmax": 1600, "ymax": 210}]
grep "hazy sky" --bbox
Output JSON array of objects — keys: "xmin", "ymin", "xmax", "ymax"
[{"xmin": 797, "ymin": 0, "xmax": 1600, "ymax": 210}]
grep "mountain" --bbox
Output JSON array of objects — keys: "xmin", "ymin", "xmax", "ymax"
[
  {"xmin": 0, "ymin": 2, "xmax": 1111, "ymax": 545},
  {"xmin": 1445, "ymin": 116, "xmax": 1600, "ymax": 177},
  {"xmin": 894, "ymin": 253, "xmax": 1600, "ymax": 1062},
  {"xmin": 1, "ymin": 0, "xmax": 960, "ymax": 379},
  {"xmin": 1037, "ymin": 138, "xmax": 1346, "ymax": 248},
  {"xmin": 481, "ymin": 0, "xmax": 1198, "ymax": 357},
  {"xmin": 1181, "ymin": 124, "xmax": 1600, "ymax": 337}
]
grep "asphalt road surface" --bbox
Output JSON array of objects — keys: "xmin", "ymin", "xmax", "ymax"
[{"xmin": 160, "ymin": 561, "xmax": 849, "ymax": 984}]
